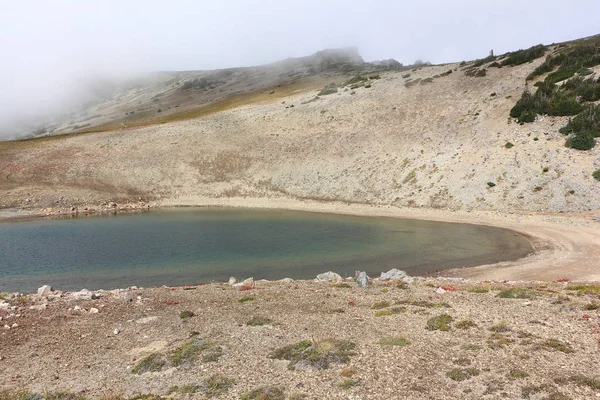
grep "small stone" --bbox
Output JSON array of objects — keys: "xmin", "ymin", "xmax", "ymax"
[
  {"xmin": 73, "ymin": 305, "xmax": 82, "ymax": 311},
  {"xmin": 29, "ymin": 304, "xmax": 47, "ymax": 311},
  {"xmin": 435, "ymin": 287, "xmax": 446, "ymax": 295},
  {"xmin": 89, "ymin": 308, "xmax": 99, "ymax": 314},
  {"xmin": 114, "ymin": 329, "xmax": 120, "ymax": 335},
  {"xmin": 356, "ymin": 271, "xmax": 370, "ymax": 287},
  {"xmin": 316, "ymin": 271, "xmax": 343, "ymax": 282},
  {"xmin": 11, "ymin": 323, "xmax": 18, "ymax": 328},
  {"xmin": 3, "ymin": 325, "xmax": 9, "ymax": 330},
  {"xmin": 228, "ymin": 277, "xmax": 238, "ymax": 285},
  {"xmin": 522, "ymin": 301, "xmax": 532, "ymax": 306},
  {"xmin": 280, "ymin": 278, "xmax": 293, "ymax": 284},
  {"xmin": 37, "ymin": 285, "xmax": 53, "ymax": 297}
]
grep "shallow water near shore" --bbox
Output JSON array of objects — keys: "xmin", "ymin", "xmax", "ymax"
[{"xmin": 0, "ymin": 208, "xmax": 533, "ymax": 292}]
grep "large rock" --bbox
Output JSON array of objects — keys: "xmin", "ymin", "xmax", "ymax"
[
  {"xmin": 356, "ymin": 271, "xmax": 370, "ymax": 287},
  {"xmin": 380, "ymin": 269, "xmax": 413, "ymax": 282},
  {"xmin": 37, "ymin": 285, "xmax": 53, "ymax": 297},
  {"xmin": 316, "ymin": 271, "xmax": 343, "ymax": 282},
  {"xmin": 70, "ymin": 289, "xmax": 97, "ymax": 300}
]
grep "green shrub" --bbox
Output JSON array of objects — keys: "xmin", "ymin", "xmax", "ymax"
[
  {"xmin": 497, "ymin": 288, "xmax": 536, "ymax": 299},
  {"xmin": 378, "ymin": 336, "xmax": 410, "ymax": 346},
  {"xmin": 560, "ymin": 104, "xmax": 600, "ymax": 136},
  {"xmin": 269, "ymin": 339, "xmax": 356, "ymax": 370},
  {"xmin": 131, "ymin": 353, "xmax": 166, "ymax": 374},
  {"xmin": 505, "ymin": 142, "xmax": 514, "ymax": 148},
  {"xmin": 318, "ymin": 83, "xmax": 338, "ymax": 96},
  {"xmin": 501, "ymin": 45, "xmax": 546, "ymax": 66},
  {"xmin": 566, "ymin": 132, "xmax": 596, "ymax": 150},
  {"xmin": 593, "ymin": 169, "xmax": 600, "ymax": 181},
  {"xmin": 487, "ymin": 182, "xmax": 496, "ymax": 187},
  {"xmin": 179, "ymin": 310, "xmax": 194, "ymax": 319},
  {"xmin": 489, "ymin": 61, "xmax": 501, "ymax": 68}
]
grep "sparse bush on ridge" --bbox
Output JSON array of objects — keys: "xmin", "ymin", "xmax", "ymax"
[{"xmin": 501, "ymin": 44, "xmax": 546, "ymax": 67}]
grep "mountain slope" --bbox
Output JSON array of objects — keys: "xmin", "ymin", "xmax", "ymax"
[{"xmin": 0, "ymin": 41, "xmax": 599, "ymax": 213}]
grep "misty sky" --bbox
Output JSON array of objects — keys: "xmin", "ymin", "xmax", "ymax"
[{"xmin": 1, "ymin": 0, "xmax": 599, "ymax": 136}]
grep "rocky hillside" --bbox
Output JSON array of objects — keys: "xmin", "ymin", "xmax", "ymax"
[{"xmin": 0, "ymin": 39, "xmax": 599, "ymax": 213}]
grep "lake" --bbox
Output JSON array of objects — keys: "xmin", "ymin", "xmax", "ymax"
[{"xmin": 0, "ymin": 208, "xmax": 533, "ymax": 292}]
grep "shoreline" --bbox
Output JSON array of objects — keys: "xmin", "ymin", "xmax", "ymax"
[{"xmin": 2, "ymin": 197, "xmax": 599, "ymax": 286}]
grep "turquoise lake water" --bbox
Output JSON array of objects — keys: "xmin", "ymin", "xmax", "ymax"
[{"xmin": 0, "ymin": 208, "xmax": 533, "ymax": 292}]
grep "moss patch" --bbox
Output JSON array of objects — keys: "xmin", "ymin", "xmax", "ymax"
[{"xmin": 426, "ymin": 314, "xmax": 454, "ymax": 331}]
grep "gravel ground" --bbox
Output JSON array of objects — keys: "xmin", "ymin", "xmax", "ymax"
[{"xmin": 1, "ymin": 278, "xmax": 599, "ymax": 399}]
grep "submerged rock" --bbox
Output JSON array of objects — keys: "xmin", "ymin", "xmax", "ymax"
[
  {"xmin": 356, "ymin": 271, "xmax": 370, "ymax": 287},
  {"xmin": 316, "ymin": 271, "xmax": 343, "ymax": 282},
  {"xmin": 380, "ymin": 269, "xmax": 413, "ymax": 282}
]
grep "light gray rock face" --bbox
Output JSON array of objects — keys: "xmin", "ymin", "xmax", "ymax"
[
  {"xmin": 356, "ymin": 271, "xmax": 370, "ymax": 287},
  {"xmin": 380, "ymin": 269, "xmax": 413, "ymax": 282},
  {"xmin": 37, "ymin": 285, "xmax": 53, "ymax": 297},
  {"xmin": 228, "ymin": 277, "xmax": 238, "ymax": 285},
  {"xmin": 316, "ymin": 271, "xmax": 343, "ymax": 282}
]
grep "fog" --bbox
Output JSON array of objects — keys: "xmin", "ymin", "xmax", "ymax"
[{"xmin": 1, "ymin": 0, "xmax": 599, "ymax": 139}]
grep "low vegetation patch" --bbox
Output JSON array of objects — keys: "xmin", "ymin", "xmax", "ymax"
[
  {"xmin": 446, "ymin": 368, "xmax": 480, "ymax": 381},
  {"xmin": 238, "ymin": 296, "xmax": 255, "ymax": 303},
  {"xmin": 179, "ymin": 310, "xmax": 194, "ymax": 319},
  {"xmin": 543, "ymin": 338, "xmax": 574, "ymax": 353},
  {"xmin": 426, "ymin": 314, "xmax": 453, "ymax": 331},
  {"xmin": 247, "ymin": 316, "xmax": 273, "ymax": 326},
  {"xmin": 508, "ymin": 369, "xmax": 530, "ymax": 379},
  {"xmin": 501, "ymin": 44, "xmax": 546, "ymax": 66},
  {"xmin": 566, "ymin": 284, "xmax": 600, "ymax": 295},
  {"xmin": 318, "ymin": 83, "xmax": 338, "ymax": 96},
  {"xmin": 593, "ymin": 169, "xmax": 600, "ymax": 181},
  {"xmin": 554, "ymin": 375, "xmax": 600, "ymax": 390},
  {"xmin": 204, "ymin": 373, "xmax": 234, "ymax": 398},
  {"xmin": 497, "ymin": 288, "xmax": 536, "ymax": 299},
  {"xmin": 338, "ymin": 379, "xmax": 360, "ymax": 389},
  {"xmin": 168, "ymin": 337, "xmax": 222, "ymax": 366},
  {"xmin": 240, "ymin": 386, "xmax": 285, "ymax": 400},
  {"xmin": 489, "ymin": 322, "xmax": 511, "ymax": 333},
  {"xmin": 378, "ymin": 336, "xmax": 410, "ymax": 346},
  {"xmin": 268, "ymin": 339, "xmax": 356, "ymax": 370},
  {"xmin": 455, "ymin": 319, "xmax": 477, "ymax": 330},
  {"xmin": 372, "ymin": 301, "xmax": 391, "ymax": 309},
  {"xmin": 131, "ymin": 353, "xmax": 166, "ymax": 374}
]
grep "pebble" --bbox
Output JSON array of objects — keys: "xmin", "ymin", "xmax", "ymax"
[
  {"xmin": 29, "ymin": 304, "xmax": 47, "ymax": 311},
  {"xmin": 89, "ymin": 308, "xmax": 99, "ymax": 314},
  {"xmin": 114, "ymin": 329, "xmax": 120, "ymax": 335}
]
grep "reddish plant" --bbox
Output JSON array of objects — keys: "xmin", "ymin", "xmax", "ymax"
[
  {"xmin": 348, "ymin": 300, "xmax": 356, "ymax": 307},
  {"xmin": 161, "ymin": 300, "xmax": 180, "ymax": 305},
  {"xmin": 441, "ymin": 286, "xmax": 457, "ymax": 292}
]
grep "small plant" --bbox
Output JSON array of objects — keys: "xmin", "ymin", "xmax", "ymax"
[
  {"xmin": 340, "ymin": 367, "xmax": 356, "ymax": 377},
  {"xmin": 378, "ymin": 336, "xmax": 410, "ymax": 346},
  {"xmin": 372, "ymin": 301, "xmax": 391, "ymax": 309},
  {"xmin": 268, "ymin": 339, "xmax": 356, "ymax": 370},
  {"xmin": 131, "ymin": 353, "xmax": 166, "ymax": 374},
  {"xmin": 455, "ymin": 319, "xmax": 477, "ymax": 330},
  {"xmin": 338, "ymin": 379, "xmax": 360, "ymax": 389},
  {"xmin": 426, "ymin": 314, "xmax": 453, "ymax": 331},
  {"xmin": 238, "ymin": 296, "xmax": 255, "ymax": 303},
  {"xmin": 204, "ymin": 373, "xmax": 234, "ymax": 398},
  {"xmin": 489, "ymin": 322, "xmax": 511, "ymax": 333},
  {"xmin": 497, "ymin": 288, "xmax": 536, "ymax": 299},
  {"xmin": 543, "ymin": 167, "xmax": 549, "ymax": 173},
  {"xmin": 168, "ymin": 337, "xmax": 212, "ymax": 367},
  {"xmin": 583, "ymin": 302, "xmax": 599, "ymax": 310},
  {"xmin": 375, "ymin": 309, "xmax": 393, "ymax": 317},
  {"xmin": 487, "ymin": 182, "xmax": 496, "ymax": 187},
  {"xmin": 462, "ymin": 344, "xmax": 482, "ymax": 351},
  {"xmin": 566, "ymin": 285, "xmax": 600, "ymax": 295},
  {"xmin": 555, "ymin": 375, "xmax": 600, "ymax": 390},
  {"xmin": 469, "ymin": 286, "xmax": 490, "ymax": 293},
  {"xmin": 593, "ymin": 169, "xmax": 600, "ymax": 181},
  {"xmin": 446, "ymin": 368, "xmax": 480, "ymax": 381},
  {"xmin": 318, "ymin": 83, "xmax": 338, "ymax": 96},
  {"xmin": 544, "ymin": 338, "xmax": 574, "ymax": 353},
  {"xmin": 247, "ymin": 316, "xmax": 273, "ymax": 326},
  {"xmin": 505, "ymin": 142, "xmax": 514, "ymax": 148},
  {"xmin": 240, "ymin": 386, "xmax": 285, "ymax": 400},
  {"xmin": 179, "ymin": 310, "xmax": 194, "ymax": 319},
  {"xmin": 508, "ymin": 369, "xmax": 530, "ymax": 379},
  {"xmin": 334, "ymin": 283, "xmax": 352, "ymax": 289}
]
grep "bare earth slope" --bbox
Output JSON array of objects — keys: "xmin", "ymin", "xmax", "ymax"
[{"xmin": 1, "ymin": 56, "xmax": 598, "ymax": 213}]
